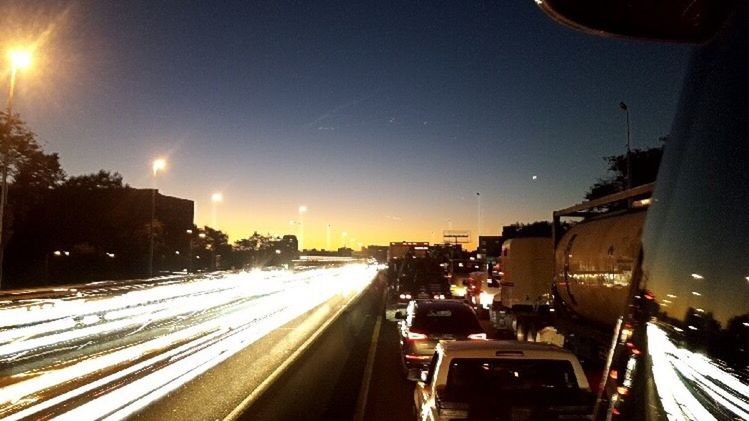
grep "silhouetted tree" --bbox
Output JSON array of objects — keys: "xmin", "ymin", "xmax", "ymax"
[
  {"xmin": 234, "ymin": 231, "xmax": 272, "ymax": 251},
  {"xmin": 1, "ymin": 112, "xmax": 66, "ymax": 190},
  {"xmin": 585, "ymin": 146, "xmax": 663, "ymax": 200},
  {"xmin": 62, "ymin": 170, "xmax": 127, "ymax": 190},
  {"xmin": 1, "ymin": 113, "xmax": 66, "ymax": 279},
  {"xmin": 502, "ymin": 221, "xmax": 553, "ymax": 239},
  {"xmin": 192, "ymin": 226, "xmax": 231, "ymax": 270}
]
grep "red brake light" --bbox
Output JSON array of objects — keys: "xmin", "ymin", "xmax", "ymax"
[{"xmin": 408, "ymin": 331, "xmax": 427, "ymax": 340}]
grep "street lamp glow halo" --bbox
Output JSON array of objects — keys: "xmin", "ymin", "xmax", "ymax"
[
  {"xmin": 211, "ymin": 192, "xmax": 224, "ymax": 203},
  {"xmin": 298, "ymin": 205, "xmax": 307, "ymax": 213},
  {"xmin": 152, "ymin": 158, "xmax": 167, "ymax": 176},
  {"xmin": 9, "ymin": 50, "xmax": 32, "ymax": 69}
]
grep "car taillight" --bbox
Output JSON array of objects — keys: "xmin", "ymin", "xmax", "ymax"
[
  {"xmin": 467, "ymin": 333, "xmax": 487, "ymax": 340},
  {"xmin": 408, "ymin": 331, "xmax": 428, "ymax": 340}
]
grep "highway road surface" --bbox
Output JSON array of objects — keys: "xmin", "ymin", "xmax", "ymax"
[{"xmin": 0, "ymin": 265, "xmax": 378, "ymax": 420}]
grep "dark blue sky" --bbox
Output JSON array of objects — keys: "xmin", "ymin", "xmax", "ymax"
[{"xmin": 7, "ymin": 0, "xmax": 690, "ymax": 247}]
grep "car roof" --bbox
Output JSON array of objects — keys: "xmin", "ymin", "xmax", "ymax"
[
  {"xmin": 436, "ymin": 340, "xmax": 591, "ymax": 390},
  {"xmin": 413, "ymin": 299, "xmax": 469, "ymax": 309},
  {"xmin": 438, "ymin": 340, "xmax": 578, "ymax": 360}
]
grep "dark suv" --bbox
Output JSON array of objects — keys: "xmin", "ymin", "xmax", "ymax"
[{"xmin": 396, "ymin": 300, "xmax": 485, "ymax": 373}]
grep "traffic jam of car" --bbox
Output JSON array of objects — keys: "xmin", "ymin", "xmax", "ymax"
[{"xmin": 385, "ymin": 241, "xmax": 598, "ymax": 420}]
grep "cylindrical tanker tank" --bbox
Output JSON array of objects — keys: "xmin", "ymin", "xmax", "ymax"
[{"xmin": 554, "ymin": 210, "xmax": 646, "ymax": 326}]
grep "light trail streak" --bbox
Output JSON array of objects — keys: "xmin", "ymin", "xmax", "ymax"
[
  {"xmin": 0, "ymin": 264, "xmax": 376, "ymax": 420},
  {"xmin": 647, "ymin": 323, "xmax": 748, "ymax": 420}
]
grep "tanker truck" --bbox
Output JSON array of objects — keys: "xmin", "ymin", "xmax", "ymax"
[{"xmin": 543, "ymin": 183, "xmax": 654, "ymax": 366}]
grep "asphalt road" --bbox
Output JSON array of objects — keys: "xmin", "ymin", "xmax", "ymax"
[
  {"xmin": 360, "ymin": 316, "xmax": 416, "ymax": 421},
  {"xmin": 0, "ymin": 266, "xmax": 378, "ymax": 420}
]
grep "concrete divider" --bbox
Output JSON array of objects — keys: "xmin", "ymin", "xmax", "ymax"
[{"xmin": 233, "ymin": 272, "xmax": 385, "ymax": 420}]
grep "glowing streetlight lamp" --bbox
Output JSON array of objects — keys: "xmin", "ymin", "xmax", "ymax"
[
  {"xmin": 148, "ymin": 158, "xmax": 167, "ymax": 278},
  {"xmin": 152, "ymin": 158, "xmax": 166, "ymax": 176},
  {"xmin": 9, "ymin": 50, "xmax": 32, "ymax": 72},
  {"xmin": 0, "ymin": 48, "xmax": 33, "ymax": 287}
]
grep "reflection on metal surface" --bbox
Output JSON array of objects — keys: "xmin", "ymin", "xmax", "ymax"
[
  {"xmin": 595, "ymin": 3, "xmax": 749, "ymax": 418},
  {"xmin": 648, "ymin": 323, "xmax": 748, "ymax": 420}
]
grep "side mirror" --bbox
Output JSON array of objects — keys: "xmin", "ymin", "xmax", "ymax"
[
  {"xmin": 395, "ymin": 311, "xmax": 406, "ymax": 320},
  {"xmin": 534, "ymin": 0, "xmax": 732, "ymax": 44},
  {"xmin": 407, "ymin": 368, "xmax": 428, "ymax": 382}
]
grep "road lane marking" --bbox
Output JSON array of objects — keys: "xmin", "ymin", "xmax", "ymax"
[{"xmin": 353, "ymin": 303, "xmax": 383, "ymax": 421}]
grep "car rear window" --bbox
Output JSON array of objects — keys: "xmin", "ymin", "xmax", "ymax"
[
  {"xmin": 411, "ymin": 305, "xmax": 481, "ymax": 334},
  {"xmin": 445, "ymin": 358, "xmax": 579, "ymax": 397}
]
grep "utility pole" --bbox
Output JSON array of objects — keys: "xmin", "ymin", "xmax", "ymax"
[
  {"xmin": 476, "ymin": 192, "xmax": 481, "ymax": 248},
  {"xmin": 620, "ymin": 102, "xmax": 632, "ymax": 190},
  {"xmin": 620, "ymin": 102, "xmax": 633, "ymax": 209},
  {"xmin": 0, "ymin": 50, "xmax": 32, "ymax": 288}
]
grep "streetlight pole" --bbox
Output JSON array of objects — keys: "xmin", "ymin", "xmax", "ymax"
[
  {"xmin": 298, "ymin": 205, "xmax": 307, "ymax": 251},
  {"xmin": 186, "ymin": 229, "xmax": 194, "ymax": 273},
  {"xmin": 211, "ymin": 192, "xmax": 223, "ymax": 228},
  {"xmin": 476, "ymin": 192, "xmax": 481, "ymax": 248},
  {"xmin": 149, "ymin": 158, "xmax": 166, "ymax": 278},
  {"xmin": 619, "ymin": 102, "xmax": 632, "ymax": 191},
  {"xmin": 0, "ymin": 50, "xmax": 32, "ymax": 288}
]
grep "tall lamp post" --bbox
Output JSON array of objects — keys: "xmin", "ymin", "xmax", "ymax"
[
  {"xmin": 619, "ymin": 102, "xmax": 632, "ymax": 190},
  {"xmin": 476, "ymin": 192, "xmax": 481, "ymax": 249},
  {"xmin": 148, "ymin": 158, "xmax": 166, "ymax": 278},
  {"xmin": 211, "ymin": 192, "xmax": 223, "ymax": 228},
  {"xmin": 298, "ymin": 205, "xmax": 307, "ymax": 251},
  {"xmin": 0, "ymin": 50, "xmax": 32, "ymax": 288}
]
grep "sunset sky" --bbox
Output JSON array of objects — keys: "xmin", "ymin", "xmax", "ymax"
[{"xmin": 3, "ymin": 0, "xmax": 690, "ymax": 249}]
